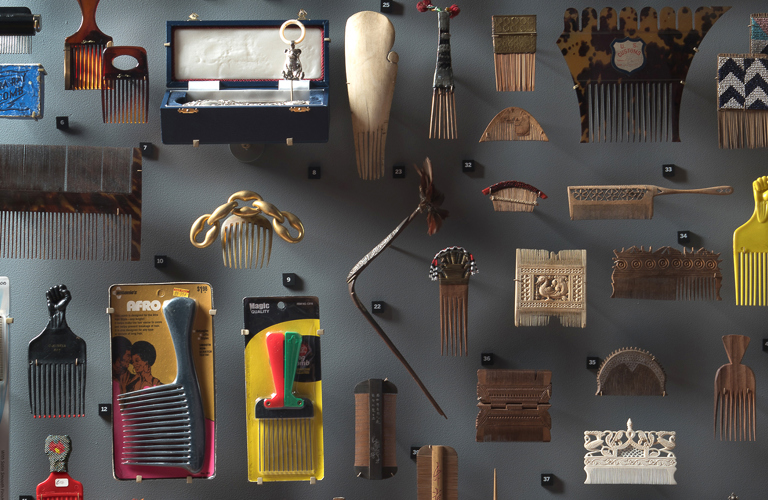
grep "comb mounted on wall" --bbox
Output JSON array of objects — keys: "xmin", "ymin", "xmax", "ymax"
[
  {"xmin": 0, "ymin": 7, "xmax": 40, "ymax": 54},
  {"xmin": 515, "ymin": 249, "xmax": 586, "ymax": 327},
  {"xmin": 717, "ymin": 54, "xmax": 768, "ymax": 148},
  {"xmin": 733, "ymin": 176, "xmax": 768, "ymax": 305},
  {"xmin": 102, "ymin": 46, "xmax": 149, "ymax": 124},
  {"xmin": 190, "ymin": 190, "xmax": 304, "ymax": 269},
  {"xmin": 65, "ymin": 0, "xmax": 113, "ymax": 90},
  {"xmin": 584, "ymin": 418, "xmax": 677, "ymax": 484},
  {"xmin": 416, "ymin": 445, "xmax": 457, "ymax": 500},
  {"xmin": 476, "ymin": 369, "xmax": 552, "ymax": 442},
  {"xmin": 751, "ymin": 13, "xmax": 768, "ymax": 54},
  {"xmin": 417, "ymin": 4, "xmax": 461, "ymax": 139},
  {"xmin": 492, "ymin": 15, "xmax": 535, "ymax": 91},
  {"xmin": 354, "ymin": 378, "xmax": 397, "ymax": 480},
  {"xmin": 596, "ymin": 347, "xmax": 666, "ymax": 396},
  {"xmin": 714, "ymin": 335, "xmax": 755, "ymax": 441},
  {"xmin": 479, "ymin": 107, "xmax": 548, "ymax": 142},
  {"xmin": 611, "ymin": 246, "xmax": 723, "ymax": 301},
  {"xmin": 28, "ymin": 285, "xmax": 86, "ymax": 418},
  {"xmin": 345, "ymin": 12, "xmax": 398, "ymax": 180},
  {"xmin": 0, "ymin": 144, "xmax": 142, "ymax": 261},
  {"xmin": 482, "ymin": 181, "xmax": 547, "ymax": 212},
  {"xmin": 556, "ymin": 6, "xmax": 730, "ymax": 142},
  {"xmin": 36, "ymin": 435, "xmax": 83, "ymax": 500},
  {"xmin": 429, "ymin": 246, "xmax": 478, "ymax": 356}
]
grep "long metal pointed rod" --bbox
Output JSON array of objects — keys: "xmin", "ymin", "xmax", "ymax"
[{"xmin": 347, "ymin": 207, "xmax": 446, "ymax": 418}]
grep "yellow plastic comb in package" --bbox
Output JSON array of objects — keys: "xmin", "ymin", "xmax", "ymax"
[
  {"xmin": 243, "ymin": 296, "xmax": 323, "ymax": 483},
  {"xmin": 734, "ymin": 176, "xmax": 768, "ymax": 305}
]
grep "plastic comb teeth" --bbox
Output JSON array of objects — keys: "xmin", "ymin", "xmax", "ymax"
[{"xmin": 116, "ymin": 297, "xmax": 205, "ymax": 474}]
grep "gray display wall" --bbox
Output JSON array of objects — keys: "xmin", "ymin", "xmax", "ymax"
[{"xmin": 2, "ymin": 0, "xmax": 767, "ymax": 499}]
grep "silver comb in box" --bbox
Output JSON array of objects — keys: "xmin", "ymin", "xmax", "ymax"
[{"xmin": 117, "ymin": 297, "xmax": 205, "ymax": 474}]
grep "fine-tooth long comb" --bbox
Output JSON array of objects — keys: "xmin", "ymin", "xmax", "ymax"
[
  {"xmin": 28, "ymin": 285, "xmax": 86, "ymax": 418},
  {"xmin": 0, "ymin": 144, "xmax": 142, "ymax": 261},
  {"xmin": 117, "ymin": 297, "xmax": 205, "ymax": 473},
  {"xmin": 611, "ymin": 246, "xmax": 723, "ymax": 301},
  {"xmin": 733, "ymin": 176, "xmax": 768, "ymax": 305},
  {"xmin": 255, "ymin": 331, "xmax": 315, "ymax": 476},
  {"xmin": 492, "ymin": 15, "xmax": 536, "ymax": 92},
  {"xmin": 102, "ymin": 46, "xmax": 149, "ymax": 124},
  {"xmin": 0, "ymin": 7, "xmax": 40, "ymax": 54},
  {"xmin": 65, "ymin": 0, "xmax": 113, "ymax": 90},
  {"xmin": 221, "ymin": 214, "xmax": 273, "ymax": 269},
  {"xmin": 714, "ymin": 335, "xmax": 756, "ymax": 441},
  {"xmin": 556, "ymin": 6, "xmax": 730, "ymax": 142},
  {"xmin": 429, "ymin": 247, "xmax": 478, "ymax": 356}
]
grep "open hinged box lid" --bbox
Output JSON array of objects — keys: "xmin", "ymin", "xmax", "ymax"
[{"xmin": 160, "ymin": 17, "xmax": 330, "ymax": 145}]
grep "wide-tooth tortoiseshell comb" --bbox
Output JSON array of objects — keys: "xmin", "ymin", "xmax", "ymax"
[
  {"xmin": 102, "ymin": 46, "xmax": 149, "ymax": 124},
  {"xmin": 65, "ymin": 0, "xmax": 113, "ymax": 90},
  {"xmin": 556, "ymin": 6, "xmax": 730, "ymax": 142},
  {"xmin": 117, "ymin": 297, "xmax": 205, "ymax": 473},
  {"xmin": 429, "ymin": 246, "xmax": 478, "ymax": 356}
]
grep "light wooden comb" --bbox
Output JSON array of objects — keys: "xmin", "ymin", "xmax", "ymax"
[
  {"xmin": 492, "ymin": 15, "xmax": 536, "ymax": 91},
  {"xmin": 479, "ymin": 107, "xmax": 548, "ymax": 142},
  {"xmin": 417, "ymin": 445, "xmax": 457, "ymax": 500}
]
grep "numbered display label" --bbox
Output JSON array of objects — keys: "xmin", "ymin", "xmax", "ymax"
[
  {"xmin": 662, "ymin": 164, "xmax": 676, "ymax": 177},
  {"xmin": 462, "ymin": 159, "xmax": 475, "ymax": 172},
  {"xmin": 586, "ymin": 357, "xmax": 600, "ymax": 369},
  {"xmin": 380, "ymin": 0, "xmax": 393, "ymax": 13},
  {"xmin": 677, "ymin": 231, "xmax": 690, "ymax": 245},
  {"xmin": 481, "ymin": 352, "xmax": 494, "ymax": 366},
  {"xmin": 308, "ymin": 165, "xmax": 322, "ymax": 179},
  {"xmin": 283, "ymin": 273, "xmax": 298, "ymax": 288},
  {"xmin": 372, "ymin": 301, "xmax": 386, "ymax": 314},
  {"xmin": 98, "ymin": 403, "xmax": 112, "ymax": 417},
  {"xmin": 541, "ymin": 474, "xmax": 554, "ymax": 487},
  {"xmin": 393, "ymin": 164, "xmax": 405, "ymax": 179}
]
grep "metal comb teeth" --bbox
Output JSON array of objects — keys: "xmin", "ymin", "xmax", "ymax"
[
  {"xmin": 220, "ymin": 215, "xmax": 273, "ymax": 269},
  {"xmin": 259, "ymin": 417, "xmax": 314, "ymax": 474},
  {"xmin": 116, "ymin": 297, "xmax": 205, "ymax": 474},
  {"xmin": 0, "ymin": 35, "xmax": 30, "ymax": 54}
]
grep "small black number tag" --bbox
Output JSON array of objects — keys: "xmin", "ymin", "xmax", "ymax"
[
  {"xmin": 410, "ymin": 446, "xmax": 421, "ymax": 461},
  {"xmin": 587, "ymin": 357, "xmax": 600, "ymax": 369},
  {"xmin": 98, "ymin": 403, "xmax": 112, "ymax": 417},
  {"xmin": 308, "ymin": 165, "xmax": 321, "ymax": 179},
  {"xmin": 56, "ymin": 116, "xmax": 69, "ymax": 130},
  {"xmin": 462, "ymin": 159, "xmax": 475, "ymax": 172},
  {"xmin": 481, "ymin": 352, "xmax": 494, "ymax": 366},
  {"xmin": 677, "ymin": 231, "xmax": 690, "ymax": 245},
  {"xmin": 763, "ymin": 339, "xmax": 768, "ymax": 352},
  {"xmin": 380, "ymin": 0, "xmax": 393, "ymax": 13},
  {"xmin": 20, "ymin": 495, "xmax": 34, "ymax": 500},
  {"xmin": 283, "ymin": 273, "xmax": 298, "ymax": 288},
  {"xmin": 372, "ymin": 301, "xmax": 386, "ymax": 314},
  {"xmin": 393, "ymin": 164, "xmax": 405, "ymax": 179},
  {"xmin": 140, "ymin": 142, "xmax": 154, "ymax": 157},
  {"xmin": 541, "ymin": 474, "xmax": 554, "ymax": 487},
  {"xmin": 662, "ymin": 164, "xmax": 676, "ymax": 177},
  {"xmin": 154, "ymin": 255, "xmax": 168, "ymax": 268}
]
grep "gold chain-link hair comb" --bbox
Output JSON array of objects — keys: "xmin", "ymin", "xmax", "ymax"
[{"xmin": 190, "ymin": 190, "xmax": 304, "ymax": 269}]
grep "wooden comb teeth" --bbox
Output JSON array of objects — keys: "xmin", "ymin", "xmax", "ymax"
[
  {"xmin": 430, "ymin": 247, "xmax": 477, "ymax": 356},
  {"xmin": 102, "ymin": 46, "xmax": 149, "ymax": 124}
]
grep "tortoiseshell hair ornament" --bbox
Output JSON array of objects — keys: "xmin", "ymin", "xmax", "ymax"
[
  {"xmin": 556, "ymin": 6, "xmax": 730, "ymax": 143},
  {"xmin": 429, "ymin": 246, "xmax": 477, "ymax": 356},
  {"xmin": 482, "ymin": 181, "xmax": 547, "ymax": 212}
]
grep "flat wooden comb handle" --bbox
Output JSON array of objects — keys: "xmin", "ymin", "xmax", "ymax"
[{"xmin": 652, "ymin": 185, "xmax": 733, "ymax": 196}]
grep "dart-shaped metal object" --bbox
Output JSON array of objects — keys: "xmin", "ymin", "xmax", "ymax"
[{"xmin": 429, "ymin": 247, "xmax": 477, "ymax": 356}]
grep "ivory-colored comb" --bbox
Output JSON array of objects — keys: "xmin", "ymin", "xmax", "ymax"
[
  {"xmin": 190, "ymin": 190, "xmax": 304, "ymax": 269},
  {"xmin": 429, "ymin": 246, "xmax": 478, "ymax": 356},
  {"xmin": 479, "ymin": 107, "xmax": 548, "ymax": 142}
]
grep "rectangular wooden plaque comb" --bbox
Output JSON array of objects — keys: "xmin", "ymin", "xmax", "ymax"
[
  {"xmin": 354, "ymin": 378, "xmax": 397, "ymax": 480},
  {"xmin": 476, "ymin": 369, "xmax": 552, "ymax": 442},
  {"xmin": 0, "ymin": 144, "xmax": 141, "ymax": 260}
]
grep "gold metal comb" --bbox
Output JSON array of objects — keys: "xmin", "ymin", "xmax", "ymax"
[{"xmin": 190, "ymin": 190, "xmax": 303, "ymax": 269}]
